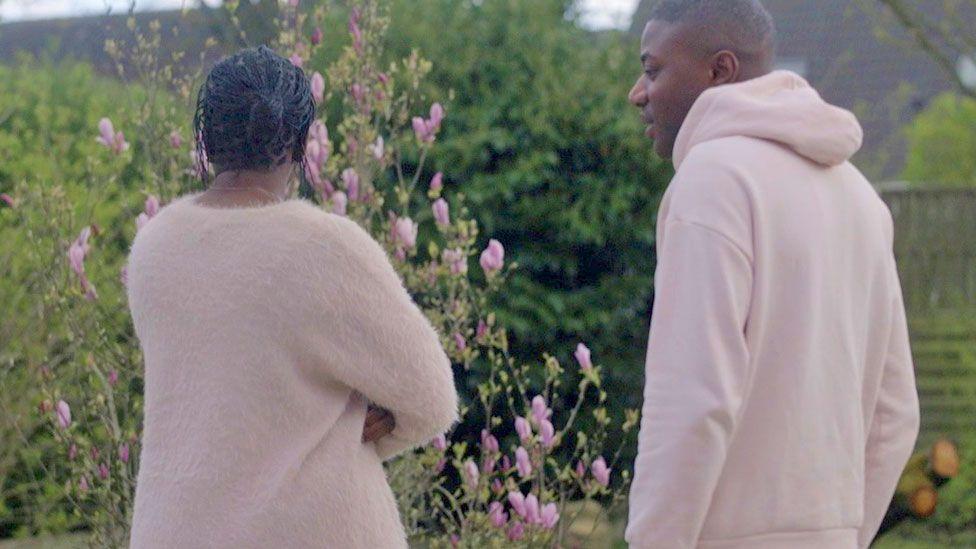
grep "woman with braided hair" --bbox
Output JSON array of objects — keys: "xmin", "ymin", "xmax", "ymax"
[{"xmin": 125, "ymin": 45, "xmax": 458, "ymax": 548}]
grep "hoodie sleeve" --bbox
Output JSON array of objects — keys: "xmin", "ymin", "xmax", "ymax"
[
  {"xmin": 625, "ymin": 216, "xmax": 754, "ymax": 549},
  {"xmin": 298, "ymin": 212, "xmax": 459, "ymax": 460},
  {"xmin": 857, "ymin": 266, "xmax": 921, "ymax": 548}
]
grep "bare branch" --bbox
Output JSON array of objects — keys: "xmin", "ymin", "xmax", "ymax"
[{"xmin": 876, "ymin": 0, "xmax": 976, "ymax": 99}]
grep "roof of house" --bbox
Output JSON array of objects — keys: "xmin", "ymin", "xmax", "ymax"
[{"xmin": 630, "ymin": 0, "xmax": 966, "ymax": 178}]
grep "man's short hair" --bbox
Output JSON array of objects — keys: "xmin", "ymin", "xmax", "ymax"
[{"xmin": 649, "ymin": 0, "xmax": 776, "ymax": 58}]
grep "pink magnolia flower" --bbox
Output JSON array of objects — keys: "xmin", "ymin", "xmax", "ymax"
[
  {"xmin": 500, "ymin": 455, "xmax": 511, "ymax": 471},
  {"xmin": 306, "ymin": 146, "xmax": 327, "ymax": 183},
  {"xmin": 68, "ymin": 444, "xmax": 78, "ymax": 460},
  {"xmin": 108, "ymin": 370, "xmax": 119, "ymax": 386},
  {"xmin": 575, "ymin": 460, "xmax": 586, "ymax": 478},
  {"xmin": 441, "ymin": 248, "xmax": 467, "ymax": 275},
  {"xmin": 591, "ymin": 456, "xmax": 611, "ymax": 487},
  {"xmin": 464, "ymin": 459, "xmax": 479, "ymax": 489},
  {"xmin": 289, "ymin": 53, "xmax": 304, "ymax": 68},
  {"xmin": 98, "ymin": 463, "xmax": 109, "ymax": 480},
  {"xmin": 79, "ymin": 476, "xmax": 89, "ymax": 492},
  {"xmin": 67, "ymin": 228, "xmax": 97, "ymax": 300},
  {"xmin": 311, "ymin": 72, "xmax": 325, "ymax": 104},
  {"xmin": 412, "ymin": 103, "xmax": 445, "ymax": 143},
  {"xmin": 540, "ymin": 503, "xmax": 559, "ymax": 529},
  {"xmin": 378, "ymin": 72, "xmax": 390, "ymax": 86},
  {"xmin": 434, "ymin": 457, "xmax": 446, "ymax": 473},
  {"xmin": 119, "ymin": 443, "xmax": 130, "ymax": 463},
  {"xmin": 310, "ymin": 27, "xmax": 323, "ymax": 46},
  {"xmin": 68, "ymin": 241, "xmax": 86, "ymax": 277},
  {"xmin": 476, "ymin": 319, "xmax": 488, "ymax": 340},
  {"xmin": 136, "ymin": 195, "xmax": 160, "ymax": 232},
  {"xmin": 429, "ymin": 103, "xmax": 445, "ymax": 129},
  {"xmin": 169, "ymin": 130, "xmax": 182, "ymax": 149},
  {"xmin": 488, "ymin": 501, "xmax": 508, "ymax": 528},
  {"xmin": 76, "ymin": 226, "xmax": 91, "ymax": 250},
  {"xmin": 0, "ymin": 193, "xmax": 13, "ymax": 208},
  {"xmin": 450, "ymin": 534, "xmax": 460, "ymax": 548},
  {"xmin": 145, "ymin": 196, "xmax": 160, "ymax": 217},
  {"xmin": 306, "ymin": 140, "xmax": 322, "ymax": 167},
  {"xmin": 95, "ymin": 118, "xmax": 129, "ymax": 154},
  {"xmin": 515, "ymin": 446, "xmax": 532, "ymax": 478},
  {"xmin": 368, "ymin": 136, "xmax": 384, "ymax": 160},
  {"xmin": 482, "ymin": 456, "xmax": 497, "ymax": 474},
  {"xmin": 412, "ymin": 117, "xmax": 431, "ymax": 143},
  {"xmin": 55, "ymin": 400, "xmax": 71, "ymax": 429},
  {"xmin": 524, "ymin": 494, "xmax": 541, "ymax": 524},
  {"xmin": 348, "ymin": 13, "xmax": 363, "ymax": 54},
  {"xmin": 351, "ymin": 83, "xmax": 365, "ymax": 105},
  {"xmin": 539, "ymin": 419, "xmax": 555, "ymax": 449},
  {"xmin": 331, "ymin": 191, "xmax": 348, "ymax": 216},
  {"xmin": 429, "ymin": 172, "xmax": 443, "ymax": 192},
  {"xmin": 341, "ymin": 168, "xmax": 360, "ymax": 201},
  {"xmin": 394, "ymin": 217, "xmax": 418, "ymax": 249},
  {"xmin": 575, "ymin": 342, "xmax": 593, "ymax": 371},
  {"xmin": 453, "ymin": 333, "xmax": 466, "ymax": 352},
  {"xmin": 304, "ymin": 163, "xmax": 322, "ymax": 195},
  {"xmin": 479, "ymin": 239, "xmax": 505, "ymax": 274},
  {"xmin": 491, "ymin": 479, "xmax": 504, "ymax": 494},
  {"xmin": 507, "ymin": 521, "xmax": 524, "ymax": 541},
  {"xmin": 309, "ymin": 119, "xmax": 330, "ymax": 151},
  {"xmin": 514, "ymin": 416, "xmax": 532, "ymax": 442},
  {"xmin": 507, "ymin": 491, "xmax": 526, "ymax": 518},
  {"xmin": 431, "ymin": 433, "xmax": 447, "ymax": 451},
  {"xmin": 531, "ymin": 395, "xmax": 550, "ymax": 425},
  {"xmin": 481, "ymin": 429, "xmax": 499, "ymax": 454},
  {"xmin": 432, "ymin": 198, "xmax": 450, "ymax": 226}
]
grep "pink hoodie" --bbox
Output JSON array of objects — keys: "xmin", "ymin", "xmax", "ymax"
[{"xmin": 626, "ymin": 71, "xmax": 920, "ymax": 549}]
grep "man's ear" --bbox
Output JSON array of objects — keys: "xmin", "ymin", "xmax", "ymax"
[{"xmin": 709, "ymin": 50, "xmax": 740, "ymax": 85}]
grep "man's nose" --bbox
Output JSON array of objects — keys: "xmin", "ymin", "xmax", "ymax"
[{"xmin": 628, "ymin": 77, "xmax": 647, "ymax": 107}]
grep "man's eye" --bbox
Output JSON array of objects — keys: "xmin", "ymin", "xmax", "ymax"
[{"xmin": 644, "ymin": 68, "xmax": 659, "ymax": 79}]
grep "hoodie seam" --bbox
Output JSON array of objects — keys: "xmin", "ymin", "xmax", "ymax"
[{"xmin": 666, "ymin": 217, "xmax": 753, "ymax": 264}]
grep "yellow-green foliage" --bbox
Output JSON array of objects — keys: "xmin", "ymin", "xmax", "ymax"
[{"xmin": 903, "ymin": 93, "xmax": 976, "ymax": 188}]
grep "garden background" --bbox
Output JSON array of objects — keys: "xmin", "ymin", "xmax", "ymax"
[{"xmin": 0, "ymin": 0, "xmax": 974, "ymax": 547}]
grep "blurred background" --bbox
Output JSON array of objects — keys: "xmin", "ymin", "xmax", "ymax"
[{"xmin": 0, "ymin": 0, "xmax": 973, "ymax": 547}]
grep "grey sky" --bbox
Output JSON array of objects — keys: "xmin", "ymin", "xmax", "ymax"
[{"xmin": 0, "ymin": 0, "xmax": 640, "ymax": 29}]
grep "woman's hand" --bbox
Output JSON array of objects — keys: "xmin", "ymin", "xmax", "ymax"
[{"xmin": 362, "ymin": 404, "xmax": 396, "ymax": 443}]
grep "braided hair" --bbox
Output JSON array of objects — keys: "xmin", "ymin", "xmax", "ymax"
[{"xmin": 192, "ymin": 45, "xmax": 316, "ymax": 184}]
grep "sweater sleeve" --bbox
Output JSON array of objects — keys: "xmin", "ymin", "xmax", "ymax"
[
  {"xmin": 625, "ymin": 218, "xmax": 754, "ymax": 549},
  {"xmin": 858, "ymin": 266, "xmax": 921, "ymax": 548},
  {"xmin": 297, "ymin": 212, "xmax": 459, "ymax": 460}
]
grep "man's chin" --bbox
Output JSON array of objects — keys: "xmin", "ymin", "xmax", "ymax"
[{"xmin": 652, "ymin": 138, "xmax": 673, "ymax": 161}]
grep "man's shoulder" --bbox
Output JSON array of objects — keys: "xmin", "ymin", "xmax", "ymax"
[
  {"xmin": 668, "ymin": 139, "xmax": 761, "ymax": 214},
  {"xmin": 680, "ymin": 136, "xmax": 793, "ymax": 175}
]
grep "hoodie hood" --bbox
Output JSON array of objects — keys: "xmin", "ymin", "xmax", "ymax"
[{"xmin": 672, "ymin": 71, "xmax": 863, "ymax": 170}]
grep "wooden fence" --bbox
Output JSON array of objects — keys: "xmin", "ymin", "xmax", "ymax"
[
  {"xmin": 881, "ymin": 188, "xmax": 976, "ymax": 312},
  {"xmin": 880, "ymin": 187, "xmax": 976, "ymax": 445}
]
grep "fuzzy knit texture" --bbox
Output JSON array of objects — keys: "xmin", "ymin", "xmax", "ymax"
[
  {"xmin": 125, "ymin": 194, "xmax": 459, "ymax": 548},
  {"xmin": 625, "ymin": 71, "xmax": 921, "ymax": 549}
]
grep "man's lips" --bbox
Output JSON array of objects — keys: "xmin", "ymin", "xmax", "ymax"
[{"xmin": 641, "ymin": 115, "xmax": 656, "ymax": 138}]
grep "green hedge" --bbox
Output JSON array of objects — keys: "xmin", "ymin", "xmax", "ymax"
[{"xmin": 383, "ymin": 0, "xmax": 670, "ymax": 413}]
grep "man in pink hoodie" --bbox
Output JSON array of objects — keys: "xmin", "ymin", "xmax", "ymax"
[{"xmin": 625, "ymin": 1, "xmax": 920, "ymax": 548}]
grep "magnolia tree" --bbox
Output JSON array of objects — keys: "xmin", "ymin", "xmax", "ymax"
[{"xmin": 17, "ymin": 1, "xmax": 638, "ymax": 546}]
